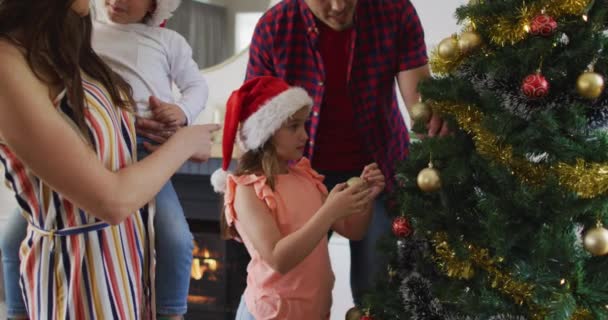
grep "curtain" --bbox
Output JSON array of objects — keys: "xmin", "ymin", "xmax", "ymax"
[{"xmin": 167, "ymin": 2, "xmax": 231, "ymax": 69}]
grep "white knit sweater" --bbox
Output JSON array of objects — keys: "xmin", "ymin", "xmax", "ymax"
[{"xmin": 92, "ymin": 21, "xmax": 208, "ymax": 124}]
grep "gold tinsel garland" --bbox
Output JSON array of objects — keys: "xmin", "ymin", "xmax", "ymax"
[
  {"xmin": 480, "ymin": 0, "xmax": 591, "ymax": 46},
  {"xmin": 487, "ymin": 6, "xmax": 533, "ymax": 47},
  {"xmin": 431, "ymin": 232, "xmax": 593, "ymax": 319},
  {"xmin": 543, "ymin": 0, "xmax": 593, "ymax": 16},
  {"xmin": 430, "ymin": 101, "xmax": 608, "ymax": 198},
  {"xmin": 433, "ymin": 233, "xmax": 476, "ymax": 280},
  {"xmin": 571, "ymin": 309, "xmax": 593, "ymax": 320},
  {"xmin": 431, "ymin": 232, "xmax": 541, "ymax": 317}
]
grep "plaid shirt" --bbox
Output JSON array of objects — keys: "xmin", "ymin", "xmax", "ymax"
[{"xmin": 246, "ymin": 0, "xmax": 428, "ymax": 192}]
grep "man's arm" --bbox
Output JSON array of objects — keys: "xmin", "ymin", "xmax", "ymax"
[
  {"xmin": 246, "ymin": 19, "xmax": 276, "ymax": 80},
  {"xmin": 397, "ymin": 64, "xmax": 430, "ymax": 113},
  {"xmin": 397, "ymin": 66, "xmax": 449, "ymax": 137},
  {"xmin": 396, "ymin": 1, "xmax": 449, "ymax": 137}
]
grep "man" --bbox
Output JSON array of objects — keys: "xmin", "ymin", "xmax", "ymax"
[{"xmin": 246, "ymin": 0, "xmax": 448, "ymax": 304}]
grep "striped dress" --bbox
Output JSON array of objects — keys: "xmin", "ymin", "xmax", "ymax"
[{"xmin": 0, "ymin": 74, "xmax": 155, "ymax": 319}]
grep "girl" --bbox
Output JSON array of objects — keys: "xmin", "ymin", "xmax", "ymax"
[
  {"xmin": 210, "ymin": 76, "xmax": 385, "ymax": 319},
  {"xmin": 0, "ymin": 0, "xmax": 218, "ymax": 319}
]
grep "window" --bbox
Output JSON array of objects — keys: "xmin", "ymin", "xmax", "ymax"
[{"xmin": 235, "ymin": 12, "xmax": 264, "ymax": 53}]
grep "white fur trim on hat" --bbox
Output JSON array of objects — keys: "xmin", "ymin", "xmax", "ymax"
[
  {"xmin": 211, "ymin": 168, "xmax": 229, "ymax": 194},
  {"xmin": 147, "ymin": 0, "xmax": 181, "ymax": 26},
  {"xmin": 239, "ymin": 87, "xmax": 312, "ymax": 151}
]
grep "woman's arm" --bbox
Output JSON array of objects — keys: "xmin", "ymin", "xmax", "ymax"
[{"xmin": 0, "ymin": 41, "xmax": 218, "ymax": 225}]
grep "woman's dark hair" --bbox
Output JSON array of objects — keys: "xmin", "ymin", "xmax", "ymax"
[
  {"xmin": 0, "ymin": 0, "xmax": 134, "ymax": 132},
  {"xmin": 220, "ymin": 140, "xmax": 282, "ymax": 240}
]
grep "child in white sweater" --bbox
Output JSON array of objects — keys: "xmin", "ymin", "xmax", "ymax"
[
  {"xmin": 94, "ymin": 0, "xmax": 207, "ymax": 132},
  {"xmin": 94, "ymin": 1, "xmax": 208, "ymax": 319}
]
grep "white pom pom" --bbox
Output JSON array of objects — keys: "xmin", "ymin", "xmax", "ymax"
[
  {"xmin": 147, "ymin": 0, "xmax": 181, "ymax": 26},
  {"xmin": 211, "ymin": 169, "xmax": 229, "ymax": 193}
]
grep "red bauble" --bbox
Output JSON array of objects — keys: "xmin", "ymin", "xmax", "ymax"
[
  {"xmin": 529, "ymin": 14, "xmax": 557, "ymax": 36},
  {"xmin": 521, "ymin": 73, "xmax": 550, "ymax": 99},
  {"xmin": 361, "ymin": 317, "xmax": 374, "ymax": 320},
  {"xmin": 392, "ymin": 217, "xmax": 412, "ymax": 238}
]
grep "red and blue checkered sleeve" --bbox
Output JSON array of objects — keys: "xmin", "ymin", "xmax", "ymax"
[
  {"xmin": 246, "ymin": 15, "xmax": 276, "ymax": 81},
  {"xmin": 398, "ymin": 1, "xmax": 428, "ymax": 71}
]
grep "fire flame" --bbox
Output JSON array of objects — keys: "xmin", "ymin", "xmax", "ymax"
[{"xmin": 190, "ymin": 242, "xmax": 219, "ymax": 280}]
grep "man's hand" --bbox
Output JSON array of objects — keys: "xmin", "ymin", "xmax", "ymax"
[
  {"xmin": 397, "ymin": 66, "xmax": 450, "ymax": 139},
  {"xmin": 426, "ymin": 113, "xmax": 450, "ymax": 138}
]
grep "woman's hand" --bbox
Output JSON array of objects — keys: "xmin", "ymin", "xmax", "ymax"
[{"xmin": 143, "ymin": 124, "xmax": 220, "ymax": 162}]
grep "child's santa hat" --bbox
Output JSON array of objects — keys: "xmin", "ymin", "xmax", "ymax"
[
  {"xmin": 147, "ymin": 0, "xmax": 181, "ymax": 27},
  {"xmin": 211, "ymin": 76, "xmax": 313, "ymax": 193}
]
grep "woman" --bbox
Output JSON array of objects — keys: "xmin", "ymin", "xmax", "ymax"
[{"xmin": 0, "ymin": 0, "xmax": 218, "ymax": 319}]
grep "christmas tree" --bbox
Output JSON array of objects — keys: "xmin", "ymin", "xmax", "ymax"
[{"xmin": 360, "ymin": 0, "xmax": 608, "ymax": 319}]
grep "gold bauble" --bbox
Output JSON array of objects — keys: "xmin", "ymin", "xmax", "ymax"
[
  {"xmin": 387, "ymin": 265, "xmax": 398, "ymax": 280},
  {"xmin": 417, "ymin": 167, "xmax": 441, "ymax": 192},
  {"xmin": 576, "ymin": 72, "xmax": 605, "ymax": 99},
  {"xmin": 345, "ymin": 306, "xmax": 363, "ymax": 320},
  {"xmin": 410, "ymin": 102, "xmax": 432, "ymax": 124},
  {"xmin": 458, "ymin": 31, "xmax": 483, "ymax": 54},
  {"xmin": 346, "ymin": 177, "xmax": 365, "ymax": 188},
  {"xmin": 437, "ymin": 36, "xmax": 461, "ymax": 60},
  {"xmin": 584, "ymin": 224, "xmax": 608, "ymax": 256}
]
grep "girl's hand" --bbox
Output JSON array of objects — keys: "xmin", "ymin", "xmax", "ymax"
[
  {"xmin": 324, "ymin": 182, "xmax": 371, "ymax": 220},
  {"xmin": 361, "ymin": 163, "xmax": 385, "ymax": 199}
]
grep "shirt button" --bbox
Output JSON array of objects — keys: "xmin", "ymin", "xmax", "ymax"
[
  {"xmin": 318, "ymin": 81, "xmax": 324, "ymax": 86},
  {"xmin": 312, "ymin": 111, "xmax": 319, "ymax": 117}
]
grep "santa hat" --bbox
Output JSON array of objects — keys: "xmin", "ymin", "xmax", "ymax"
[
  {"xmin": 210, "ymin": 76, "xmax": 313, "ymax": 193},
  {"xmin": 147, "ymin": 0, "xmax": 181, "ymax": 27}
]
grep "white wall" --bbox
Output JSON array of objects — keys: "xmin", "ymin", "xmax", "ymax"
[{"xmin": 411, "ymin": 0, "xmax": 468, "ymax": 47}]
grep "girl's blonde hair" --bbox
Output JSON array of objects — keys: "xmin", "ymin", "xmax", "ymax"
[{"xmin": 220, "ymin": 140, "xmax": 283, "ymax": 239}]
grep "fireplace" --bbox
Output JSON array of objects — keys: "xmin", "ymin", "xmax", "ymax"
[
  {"xmin": 188, "ymin": 226, "xmax": 223, "ymax": 308},
  {"xmin": 171, "ymin": 161, "xmax": 249, "ymax": 320},
  {"xmin": 184, "ymin": 220, "xmax": 249, "ymax": 319}
]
